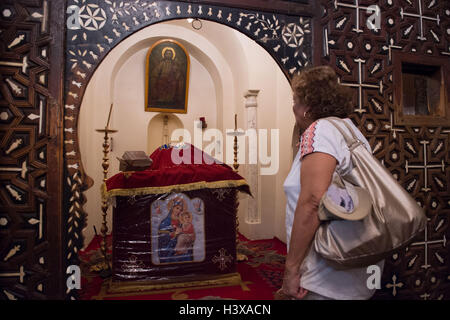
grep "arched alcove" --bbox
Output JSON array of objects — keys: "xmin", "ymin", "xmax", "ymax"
[
  {"xmin": 77, "ymin": 18, "xmax": 294, "ymax": 249},
  {"xmin": 147, "ymin": 113, "xmax": 184, "ymax": 153},
  {"xmin": 79, "ymin": 21, "xmax": 231, "ymax": 244}
]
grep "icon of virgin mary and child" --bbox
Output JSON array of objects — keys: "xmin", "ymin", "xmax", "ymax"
[{"xmin": 157, "ymin": 196, "xmax": 197, "ymax": 263}]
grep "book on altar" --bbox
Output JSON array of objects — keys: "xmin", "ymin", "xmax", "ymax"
[{"xmin": 117, "ymin": 151, "xmax": 153, "ymax": 171}]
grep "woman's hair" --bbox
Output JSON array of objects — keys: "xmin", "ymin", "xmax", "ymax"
[{"xmin": 291, "ymin": 65, "xmax": 353, "ymax": 119}]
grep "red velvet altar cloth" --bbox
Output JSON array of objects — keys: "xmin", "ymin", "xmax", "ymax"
[
  {"xmin": 104, "ymin": 143, "xmax": 251, "ymax": 283},
  {"xmin": 103, "ymin": 143, "xmax": 250, "ymax": 198}
]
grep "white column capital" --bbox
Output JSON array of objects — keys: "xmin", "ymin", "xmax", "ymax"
[{"xmin": 244, "ymin": 90, "xmax": 260, "ymax": 108}]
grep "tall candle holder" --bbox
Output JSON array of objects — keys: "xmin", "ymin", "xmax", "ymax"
[
  {"xmin": 226, "ymin": 114, "xmax": 247, "ymax": 262},
  {"xmin": 94, "ymin": 104, "xmax": 118, "ymax": 277}
]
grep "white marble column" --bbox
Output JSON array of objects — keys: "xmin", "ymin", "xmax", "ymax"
[{"xmin": 244, "ymin": 90, "xmax": 260, "ymax": 225}]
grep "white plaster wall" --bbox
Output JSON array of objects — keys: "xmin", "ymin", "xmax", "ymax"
[
  {"xmin": 79, "ymin": 19, "xmax": 293, "ymax": 246},
  {"xmin": 112, "ymin": 51, "xmax": 217, "ymax": 155},
  {"xmin": 233, "ymin": 30, "xmax": 294, "ymax": 242}
]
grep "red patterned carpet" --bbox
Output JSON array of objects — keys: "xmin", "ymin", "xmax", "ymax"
[{"xmin": 79, "ymin": 234, "xmax": 287, "ymax": 300}]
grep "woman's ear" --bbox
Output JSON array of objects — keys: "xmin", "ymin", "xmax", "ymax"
[{"xmin": 304, "ymin": 106, "xmax": 313, "ymax": 119}]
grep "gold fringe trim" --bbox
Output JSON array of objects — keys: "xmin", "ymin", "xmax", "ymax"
[{"xmin": 101, "ymin": 179, "xmax": 249, "ymax": 199}]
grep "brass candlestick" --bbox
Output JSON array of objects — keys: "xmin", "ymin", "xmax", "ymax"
[
  {"xmin": 93, "ymin": 104, "xmax": 118, "ymax": 277},
  {"xmin": 227, "ymin": 114, "xmax": 247, "ymax": 262}
]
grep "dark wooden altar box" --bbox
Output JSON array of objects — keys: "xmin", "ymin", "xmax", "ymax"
[{"xmin": 112, "ymin": 188, "xmax": 238, "ymax": 282}]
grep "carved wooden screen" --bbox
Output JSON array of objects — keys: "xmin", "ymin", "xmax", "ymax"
[
  {"xmin": 2, "ymin": 0, "xmax": 448, "ymax": 300},
  {"xmin": 0, "ymin": 1, "xmax": 65, "ymax": 299},
  {"xmin": 315, "ymin": 0, "xmax": 450, "ymax": 299},
  {"xmin": 62, "ymin": 0, "xmax": 313, "ymax": 300}
]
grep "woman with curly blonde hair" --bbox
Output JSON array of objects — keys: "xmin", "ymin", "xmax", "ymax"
[{"xmin": 280, "ymin": 65, "xmax": 384, "ymax": 300}]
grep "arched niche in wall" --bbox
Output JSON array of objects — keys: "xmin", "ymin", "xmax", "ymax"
[
  {"xmin": 64, "ymin": 0, "xmax": 313, "ymax": 299},
  {"xmin": 79, "ymin": 23, "xmax": 229, "ymax": 248},
  {"xmin": 147, "ymin": 113, "xmax": 184, "ymax": 153}
]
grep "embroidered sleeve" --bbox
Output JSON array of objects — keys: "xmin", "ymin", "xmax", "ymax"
[
  {"xmin": 300, "ymin": 121, "xmax": 318, "ymax": 160},
  {"xmin": 299, "ymin": 120, "xmax": 343, "ymax": 166}
]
